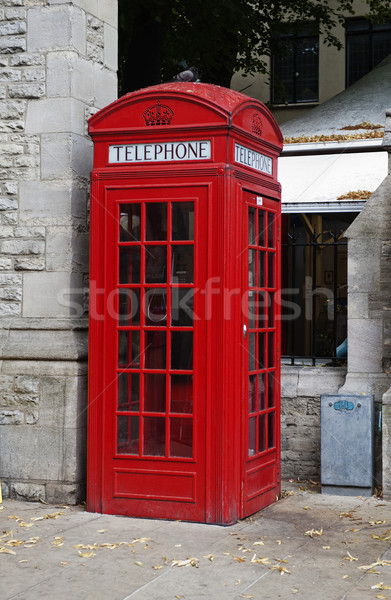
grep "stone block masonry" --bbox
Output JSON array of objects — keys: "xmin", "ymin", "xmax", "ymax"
[
  {"xmin": 280, "ymin": 366, "xmax": 346, "ymax": 481},
  {"xmin": 0, "ymin": 0, "xmax": 117, "ymax": 503}
]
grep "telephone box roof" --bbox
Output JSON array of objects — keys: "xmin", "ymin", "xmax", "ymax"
[{"xmin": 89, "ymin": 82, "xmax": 282, "ymax": 144}]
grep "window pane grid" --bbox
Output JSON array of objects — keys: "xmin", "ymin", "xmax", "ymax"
[
  {"xmin": 272, "ymin": 25, "xmax": 319, "ymax": 105},
  {"xmin": 115, "ymin": 200, "xmax": 195, "ymax": 459},
  {"xmin": 247, "ymin": 205, "xmax": 278, "ymax": 459}
]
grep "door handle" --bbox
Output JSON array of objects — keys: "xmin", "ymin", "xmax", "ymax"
[{"xmin": 243, "ymin": 324, "xmax": 247, "ymax": 339}]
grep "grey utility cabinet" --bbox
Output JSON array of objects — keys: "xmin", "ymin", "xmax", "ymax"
[{"xmin": 321, "ymin": 394, "xmax": 374, "ymax": 496}]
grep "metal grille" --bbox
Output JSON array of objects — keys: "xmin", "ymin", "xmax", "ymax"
[{"xmin": 281, "ymin": 214, "xmax": 352, "ymax": 366}]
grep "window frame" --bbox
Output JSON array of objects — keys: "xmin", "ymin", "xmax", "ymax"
[
  {"xmin": 345, "ymin": 17, "xmax": 391, "ymax": 87},
  {"xmin": 271, "ymin": 23, "xmax": 319, "ymax": 106}
]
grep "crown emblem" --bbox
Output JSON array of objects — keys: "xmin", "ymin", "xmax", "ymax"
[
  {"xmin": 143, "ymin": 99, "xmax": 174, "ymax": 126},
  {"xmin": 251, "ymin": 113, "xmax": 263, "ymax": 136}
]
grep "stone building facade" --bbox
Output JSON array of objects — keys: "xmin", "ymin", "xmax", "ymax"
[{"xmin": 0, "ymin": 0, "xmax": 117, "ymax": 503}]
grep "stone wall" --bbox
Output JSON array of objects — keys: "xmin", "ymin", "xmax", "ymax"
[
  {"xmin": 0, "ymin": 0, "xmax": 117, "ymax": 503},
  {"xmin": 281, "ymin": 366, "xmax": 346, "ymax": 481}
]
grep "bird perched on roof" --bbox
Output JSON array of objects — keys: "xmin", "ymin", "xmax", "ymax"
[{"xmin": 172, "ymin": 66, "xmax": 200, "ymax": 82}]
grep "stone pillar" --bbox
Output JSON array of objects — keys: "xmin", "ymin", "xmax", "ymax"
[
  {"xmin": 0, "ymin": 0, "xmax": 117, "ymax": 503},
  {"xmin": 340, "ymin": 109, "xmax": 391, "ymax": 492}
]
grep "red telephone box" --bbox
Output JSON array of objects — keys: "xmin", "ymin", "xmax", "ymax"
[{"xmin": 87, "ymin": 83, "xmax": 283, "ymax": 524}]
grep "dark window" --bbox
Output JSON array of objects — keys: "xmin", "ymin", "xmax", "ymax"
[
  {"xmin": 281, "ymin": 213, "xmax": 357, "ymax": 366},
  {"xmin": 346, "ymin": 18, "xmax": 391, "ymax": 86},
  {"xmin": 271, "ymin": 24, "xmax": 319, "ymax": 105}
]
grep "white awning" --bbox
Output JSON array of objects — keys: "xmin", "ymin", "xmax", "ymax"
[{"xmin": 279, "ymin": 147, "xmax": 388, "ymax": 213}]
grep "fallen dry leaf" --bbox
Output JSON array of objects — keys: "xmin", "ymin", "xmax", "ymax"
[
  {"xmin": 343, "ymin": 551, "xmax": 358, "ymax": 562},
  {"xmin": 322, "ymin": 546, "xmax": 331, "ymax": 550},
  {"xmin": 369, "ymin": 521, "xmax": 386, "ymax": 526},
  {"xmin": 240, "ymin": 595, "xmax": 255, "ymax": 598},
  {"xmin": 78, "ymin": 551, "xmax": 95, "ymax": 558},
  {"xmin": 269, "ymin": 565, "xmax": 291, "ymax": 575},
  {"xmin": 134, "ymin": 561, "xmax": 144, "ymax": 567},
  {"xmin": 304, "ymin": 529, "xmax": 323, "ymax": 538},
  {"xmin": 203, "ymin": 554, "xmax": 214, "ymax": 561},
  {"xmin": 233, "ymin": 556, "xmax": 246, "ymax": 563},
  {"xmin": 253, "ymin": 541, "xmax": 264, "ymax": 546},
  {"xmin": 132, "ymin": 537, "xmax": 151, "ymax": 544},
  {"xmin": 358, "ymin": 559, "xmax": 391, "ymax": 571},
  {"xmin": 31, "ymin": 511, "xmax": 64, "ymax": 522},
  {"xmin": 342, "ymin": 574, "xmax": 349, "ymax": 579},
  {"xmin": 376, "ymin": 595, "xmax": 387, "ymax": 599},
  {"xmin": 153, "ymin": 564, "xmax": 163, "ymax": 570},
  {"xmin": 372, "ymin": 583, "xmax": 391, "ymax": 590},
  {"xmin": 0, "ymin": 547, "xmax": 16, "ymax": 555},
  {"xmin": 171, "ymin": 557, "xmax": 199, "ymax": 568}
]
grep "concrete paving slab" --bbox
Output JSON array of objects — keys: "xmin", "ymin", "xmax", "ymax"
[{"xmin": 1, "ymin": 481, "xmax": 391, "ymax": 600}]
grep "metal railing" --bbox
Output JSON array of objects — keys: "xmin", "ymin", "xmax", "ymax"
[{"xmin": 281, "ymin": 222, "xmax": 347, "ymax": 366}]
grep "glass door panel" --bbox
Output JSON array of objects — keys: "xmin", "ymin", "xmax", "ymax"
[
  {"xmin": 116, "ymin": 199, "xmax": 196, "ymax": 461},
  {"xmin": 246, "ymin": 202, "xmax": 278, "ymax": 459}
]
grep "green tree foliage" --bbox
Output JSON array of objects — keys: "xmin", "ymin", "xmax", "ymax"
[{"xmin": 118, "ymin": 0, "xmax": 391, "ymax": 94}]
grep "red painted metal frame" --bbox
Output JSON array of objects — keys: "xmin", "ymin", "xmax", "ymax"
[{"xmin": 87, "ymin": 83, "xmax": 282, "ymax": 524}]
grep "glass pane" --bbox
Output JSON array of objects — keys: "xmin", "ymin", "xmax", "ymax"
[
  {"xmin": 145, "ymin": 246, "xmax": 167, "ymax": 283},
  {"xmin": 257, "ymin": 291, "xmax": 266, "ymax": 328},
  {"xmin": 146, "ymin": 203, "xmax": 167, "ymax": 240},
  {"xmin": 268, "ymin": 412, "xmax": 276, "ymax": 449},
  {"xmin": 258, "ymin": 210, "xmax": 265, "ymax": 246},
  {"xmin": 144, "ymin": 373, "xmax": 166, "ymax": 412},
  {"xmin": 258, "ymin": 373, "xmax": 266, "ymax": 410},
  {"xmin": 171, "ymin": 245, "xmax": 194, "ymax": 283},
  {"xmin": 170, "ymin": 374, "xmax": 193, "ymax": 413},
  {"xmin": 120, "ymin": 203, "xmax": 141, "ymax": 242},
  {"xmin": 143, "ymin": 416, "xmax": 165, "ymax": 456},
  {"xmin": 119, "ymin": 247, "xmax": 140, "ymax": 284},
  {"xmin": 171, "ymin": 331, "xmax": 193, "ymax": 370},
  {"xmin": 171, "ymin": 288, "xmax": 194, "ymax": 326},
  {"xmin": 268, "ymin": 213, "xmax": 275, "ymax": 248},
  {"xmin": 268, "ymin": 253, "xmax": 275, "ymax": 288},
  {"xmin": 248, "ymin": 417, "xmax": 256, "ymax": 457},
  {"xmin": 259, "ymin": 414, "xmax": 266, "ymax": 453},
  {"xmin": 117, "ymin": 416, "xmax": 139, "ymax": 455},
  {"xmin": 248, "ymin": 207, "xmax": 256, "ymax": 245},
  {"xmin": 268, "ymin": 373, "xmax": 275, "ymax": 408},
  {"xmin": 248, "ymin": 332, "xmax": 256, "ymax": 371},
  {"xmin": 248, "ymin": 291, "xmax": 255, "ymax": 329},
  {"xmin": 172, "ymin": 202, "xmax": 194, "ymax": 240},
  {"xmin": 117, "ymin": 372, "xmax": 139, "ymax": 411},
  {"xmin": 258, "ymin": 251, "xmax": 265, "ymax": 287},
  {"xmin": 258, "ymin": 332, "xmax": 265, "ymax": 368},
  {"xmin": 145, "ymin": 288, "xmax": 167, "ymax": 326},
  {"xmin": 268, "ymin": 292, "xmax": 274, "ymax": 327},
  {"xmin": 296, "ymin": 38, "xmax": 319, "ymax": 102},
  {"xmin": 170, "ymin": 417, "xmax": 193, "ymax": 458},
  {"xmin": 144, "ymin": 331, "xmax": 166, "ymax": 369},
  {"xmin": 118, "ymin": 289, "xmax": 140, "ymax": 326},
  {"xmin": 248, "ymin": 249, "xmax": 255, "ymax": 288},
  {"xmin": 268, "ymin": 332, "xmax": 275, "ymax": 368},
  {"xmin": 249, "ymin": 375, "xmax": 256, "ymax": 413},
  {"xmin": 118, "ymin": 330, "xmax": 140, "ymax": 368}
]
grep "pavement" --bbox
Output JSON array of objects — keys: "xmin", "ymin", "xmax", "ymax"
[{"xmin": 1, "ymin": 480, "xmax": 391, "ymax": 600}]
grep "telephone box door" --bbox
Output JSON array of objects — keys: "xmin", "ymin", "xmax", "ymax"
[
  {"xmin": 100, "ymin": 184, "xmax": 208, "ymax": 521},
  {"xmin": 241, "ymin": 190, "xmax": 281, "ymax": 517}
]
